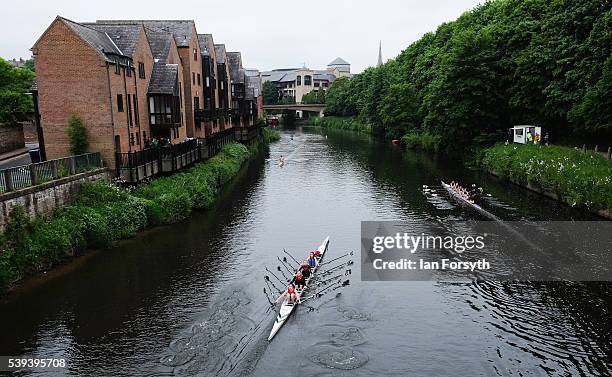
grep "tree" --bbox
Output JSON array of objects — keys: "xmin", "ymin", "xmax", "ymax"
[
  {"xmin": 67, "ymin": 114, "xmax": 88, "ymax": 155},
  {"xmin": 23, "ymin": 59, "xmax": 35, "ymax": 72},
  {"xmin": 0, "ymin": 57, "xmax": 35, "ymax": 124},
  {"xmin": 262, "ymin": 81, "xmax": 278, "ymax": 105}
]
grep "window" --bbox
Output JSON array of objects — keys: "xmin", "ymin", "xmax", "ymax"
[
  {"xmin": 126, "ymin": 62, "xmax": 132, "ymax": 77},
  {"xmin": 193, "ymin": 48, "xmax": 198, "ymax": 61},
  {"xmin": 136, "ymin": 132, "xmax": 141, "ymax": 145},
  {"xmin": 192, "ymin": 72, "xmax": 195, "ymax": 85},
  {"xmin": 314, "ymin": 82, "xmax": 320, "ymax": 88},
  {"xmin": 323, "ymin": 82, "xmax": 328, "ymax": 87},
  {"xmin": 296, "ymin": 75, "xmax": 301, "ymax": 86},
  {"xmin": 205, "ymin": 76, "xmax": 210, "ymax": 87},
  {"xmin": 194, "ymin": 96, "xmax": 199, "ymax": 110},
  {"xmin": 149, "ymin": 95, "xmax": 180, "ymax": 126},
  {"xmin": 133, "ymin": 94, "xmax": 139, "ymax": 125},
  {"xmin": 143, "ymin": 131, "xmax": 147, "ymax": 144},
  {"xmin": 304, "ymin": 75, "xmax": 312, "ymax": 85},
  {"xmin": 127, "ymin": 94, "xmax": 133, "ymax": 126},
  {"xmin": 117, "ymin": 94, "xmax": 124, "ymax": 112},
  {"xmin": 179, "ymin": 82, "xmax": 182, "ymax": 108},
  {"xmin": 115, "ymin": 61, "xmax": 120, "ymax": 75},
  {"xmin": 130, "ymin": 133, "xmax": 135, "ymax": 145},
  {"xmin": 138, "ymin": 62, "xmax": 145, "ymax": 79},
  {"xmin": 197, "ymin": 73, "xmax": 201, "ymax": 86}
]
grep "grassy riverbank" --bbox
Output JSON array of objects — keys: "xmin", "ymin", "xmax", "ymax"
[
  {"xmin": 0, "ymin": 142, "xmax": 264, "ymax": 294},
  {"xmin": 481, "ymin": 144, "xmax": 612, "ymax": 213},
  {"xmin": 308, "ymin": 116, "xmax": 372, "ymax": 134}
]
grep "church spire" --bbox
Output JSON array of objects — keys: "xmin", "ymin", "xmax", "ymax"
[{"xmin": 377, "ymin": 41, "xmax": 383, "ymax": 67}]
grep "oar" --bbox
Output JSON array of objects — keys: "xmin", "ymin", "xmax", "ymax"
[
  {"xmin": 283, "ymin": 249, "xmax": 300, "ymax": 265},
  {"xmin": 301, "ymin": 280, "xmax": 350, "ymax": 303},
  {"xmin": 265, "ymin": 267, "xmax": 286, "ymax": 287},
  {"xmin": 318, "ymin": 260, "xmax": 353, "ymax": 277},
  {"xmin": 319, "ymin": 251, "xmax": 354, "ymax": 267},
  {"xmin": 276, "ymin": 265, "xmax": 290, "ymax": 281},
  {"xmin": 264, "ymin": 275, "xmax": 283, "ymax": 293},
  {"xmin": 263, "ymin": 287, "xmax": 275, "ymax": 306},
  {"xmin": 277, "ymin": 256, "xmax": 294, "ymax": 275},
  {"xmin": 316, "ymin": 269, "xmax": 351, "ymax": 286}
]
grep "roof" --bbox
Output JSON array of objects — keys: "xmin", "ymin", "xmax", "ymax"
[
  {"xmin": 227, "ymin": 52, "xmax": 244, "ymax": 83},
  {"xmin": 82, "ymin": 23, "xmax": 142, "ymax": 58},
  {"xmin": 198, "ymin": 34, "xmax": 215, "ymax": 57},
  {"xmin": 328, "ymin": 57, "xmax": 350, "ymax": 66},
  {"xmin": 145, "ymin": 30, "xmax": 174, "ymax": 62},
  {"xmin": 59, "ymin": 17, "xmax": 123, "ymax": 62},
  {"xmin": 96, "ymin": 20, "xmax": 196, "ymax": 47},
  {"xmin": 148, "ymin": 63, "xmax": 178, "ymax": 94},
  {"xmin": 214, "ymin": 44, "xmax": 226, "ymax": 63}
]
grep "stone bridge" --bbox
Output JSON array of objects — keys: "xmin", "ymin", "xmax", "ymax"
[{"xmin": 262, "ymin": 103, "xmax": 325, "ymax": 117}]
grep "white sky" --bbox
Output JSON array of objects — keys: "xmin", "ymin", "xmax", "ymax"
[{"xmin": 2, "ymin": 0, "xmax": 483, "ymax": 73}]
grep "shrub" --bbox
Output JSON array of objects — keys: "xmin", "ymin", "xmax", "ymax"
[
  {"xmin": 0, "ymin": 142, "xmax": 253, "ymax": 294},
  {"xmin": 481, "ymin": 144, "xmax": 612, "ymax": 210},
  {"xmin": 67, "ymin": 114, "xmax": 88, "ymax": 155},
  {"xmin": 263, "ymin": 127, "xmax": 280, "ymax": 143}
]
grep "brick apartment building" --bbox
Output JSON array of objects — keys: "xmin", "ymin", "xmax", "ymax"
[
  {"xmin": 214, "ymin": 44, "xmax": 233, "ymax": 131},
  {"xmin": 31, "ymin": 16, "xmax": 261, "ymax": 169}
]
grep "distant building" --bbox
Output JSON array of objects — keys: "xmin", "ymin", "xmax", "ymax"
[
  {"xmin": 327, "ymin": 57, "xmax": 351, "ymax": 77},
  {"xmin": 8, "ymin": 58, "xmax": 27, "ymax": 67},
  {"xmin": 261, "ymin": 57, "xmax": 350, "ymax": 104},
  {"xmin": 377, "ymin": 41, "xmax": 383, "ymax": 67}
]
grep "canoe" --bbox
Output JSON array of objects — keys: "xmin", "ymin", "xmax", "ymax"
[
  {"xmin": 441, "ymin": 181, "xmax": 500, "ymax": 221},
  {"xmin": 268, "ymin": 236, "xmax": 330, "ymax": 341}
]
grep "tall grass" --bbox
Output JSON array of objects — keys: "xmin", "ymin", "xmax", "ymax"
[{"xmin": 481, "ymin": 143, "xmax": 612, "ymax": 211}]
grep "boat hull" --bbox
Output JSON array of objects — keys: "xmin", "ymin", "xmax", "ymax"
[{"xmin": 268, "ymin": 236, "xmax": 330, "ymax": 341}]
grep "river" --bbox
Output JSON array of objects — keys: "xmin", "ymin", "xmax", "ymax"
[{"xmin": 0, "ymin": 128, "xmax": 610, "ymax": 376}]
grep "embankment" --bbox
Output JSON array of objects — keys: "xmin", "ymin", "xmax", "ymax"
[
  {"xmin": 480, "ymin": 143, "xmax": 612, "ymax": 219},
  {"xmin": 0, "ymin": 139, "xmax": 276, "ymax": 294}
]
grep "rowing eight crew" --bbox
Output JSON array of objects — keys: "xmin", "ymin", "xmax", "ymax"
[
  {"xmin": 449, "ymin": 181, "xmax": 476, "ymax": 204},
  {"xmin": 276, "ymin": 250, "xmax": 321, "ymax": 304}
]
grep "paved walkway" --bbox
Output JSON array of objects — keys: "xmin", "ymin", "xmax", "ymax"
[{"xmin": 0, "ymin": 142, "xmax": 38, "ymax": 170}]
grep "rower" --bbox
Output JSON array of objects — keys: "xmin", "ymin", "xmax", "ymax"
[
  {"xmin": 292, "ymin": 272, "xmax": 305, "ymax": 289},
  {"xmin": 276, "ymin": 283, "xmax": 299, "ymax": 304},
  {"xmin": 314, "ymin": 249, "xmax": 322, "ymax": 259},
  {"xmin": 307, "ymin": 252, "xmax": 317, "ymax": 268},
  {"xmin": 300, "ymin": 262, "xmax": 311, "ymax": 279}
]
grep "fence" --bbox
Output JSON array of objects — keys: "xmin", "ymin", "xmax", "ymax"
[
  {"xmin": 0, "ymin": 152, "xmax": 102, "ymax": 194},
  {"xmin": 116, "ymin": 125, "xmax": 261, "ymax": 183}
]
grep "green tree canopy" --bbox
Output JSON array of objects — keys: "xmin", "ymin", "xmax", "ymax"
[
  {"xmin": 324, "ymin": 0, "xmax": 612, "ymax": 152},
  {"xmin": 0, "ymin": 57, "xmax": 35, "ymax": 124},
  {"xmin": 262, "ymin": 81, "xmax": 278, "ymax": 105}
]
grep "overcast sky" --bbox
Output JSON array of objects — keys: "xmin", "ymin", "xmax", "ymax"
[{"xmin": 3, "ymin": 0, "xmax": 483, "ymax": 73}]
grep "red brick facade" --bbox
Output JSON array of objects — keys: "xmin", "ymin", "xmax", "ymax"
[{"xmin": 31, "ymin": 17, "xmax": 260, "ymax": 170}]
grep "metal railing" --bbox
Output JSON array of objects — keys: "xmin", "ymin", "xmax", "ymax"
[{"xmin": 0, "ymin": 152, "xmax": 102, "ymax": 194}]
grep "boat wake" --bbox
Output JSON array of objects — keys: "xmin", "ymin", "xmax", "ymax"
[{"xmin": 159, "ymin": 288, "xmax": 274, "ymax": 377}]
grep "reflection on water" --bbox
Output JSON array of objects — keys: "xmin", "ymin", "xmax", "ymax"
[{"xmin": 0, "ymin": 128, "xmax": 610, "ymax": 376}]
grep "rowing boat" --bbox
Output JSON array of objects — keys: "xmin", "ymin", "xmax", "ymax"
[
  {"xmin": 268, "ymin": 236, "xmax": 330, "ymax": 341},
  {"xmin": 440, "ymin": 181, "xmax": 499, "ymax": 220}
]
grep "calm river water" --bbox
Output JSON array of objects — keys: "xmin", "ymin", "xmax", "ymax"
[{"xmin": 0, "ymin": 128, "xmax": 610, "ymax": 376}]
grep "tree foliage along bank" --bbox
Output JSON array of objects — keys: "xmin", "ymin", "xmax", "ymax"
[
  {"xmin": 324, "ymin": 0, "xmax": 612, "ymax": 153},
  {"xmin": 0, "ymin": 57, "xmax": 35, "ymax": 124},
  {"xmin": 0, "ymin": 142, "xmax": 263, "ymax": 294}
]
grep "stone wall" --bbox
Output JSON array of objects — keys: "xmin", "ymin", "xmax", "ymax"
[
  {"xmin": 0, "ymin": 168, "xmax": 110, "ymax": 231},
  {"xmin": 0, "ymin": 124, "xmax": 25, "ymax": 154}
]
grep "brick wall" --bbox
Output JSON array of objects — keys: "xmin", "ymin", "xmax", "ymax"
[
  {"xmin": 0, "ymin": 124, "xmax": 25, "ymax": 154},
  {"xmin": 33, "ymin": 20, "xmax": 115, "ymax": 167},
  {"xmin": 166, "ymin": 38, "xmax": 188, "ymax": 142},
  {"xmin": 0, "ymin": 168, "xmax": 110, "ymax": 231}
]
